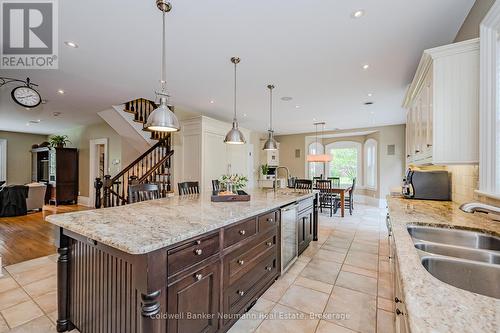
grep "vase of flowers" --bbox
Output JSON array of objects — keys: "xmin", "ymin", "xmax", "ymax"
[{"xmin": 219, "ymin": 174, "xmax": 248, "ymax": 193}]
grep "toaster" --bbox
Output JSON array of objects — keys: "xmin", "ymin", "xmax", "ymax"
[{"xmin": 402, "ymin": 169, "xmax": 450, "ymax": 201}]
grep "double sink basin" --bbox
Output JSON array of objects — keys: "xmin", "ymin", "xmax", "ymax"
[{"xmin": 407, "ymin": 225, "xmax": 500, "ymax": 299}]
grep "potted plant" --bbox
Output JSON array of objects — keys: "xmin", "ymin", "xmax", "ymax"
[
  {"xmin": 49, "ymin": 135, "xmax": 71, "ymax": 148},
  {"xmin": 261, "ymin": 164, "xmax": 269, "ymax": 178},
  {"xmin": 219, "ymin": 174, "xmax": 248, "ymax": 193}
]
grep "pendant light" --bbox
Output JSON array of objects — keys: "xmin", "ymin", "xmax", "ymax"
[
  {"xmin": 224, "ymin": 57, "xmax": 246, "ymax": 144},
  {"xmin": 306, "ymin": 122, "xmax": 332, "ymax": 162},
  {"xmin": 145, "ymin": 0, "xmax": 180, "ymax": 132},
  {"xmin": 263, "ymin": 84, "xmax": 278, "ymax": 150}
]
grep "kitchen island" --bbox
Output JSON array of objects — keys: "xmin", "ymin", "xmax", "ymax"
[{"xmin": 46, "ymin": 188, "xmax": 317, "ymax": 333}]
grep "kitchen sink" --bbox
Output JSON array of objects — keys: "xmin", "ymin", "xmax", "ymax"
[
  {"xmin": 414, "ymin": 242, "xmax": 500, "ymax": 264},
  {"xmin": 407, "ymin": 226, "xmax": 500, "ymax": 251},
  {"xmin": 421, "ymin": 256, "xmax": 500, "ymax": 299}
]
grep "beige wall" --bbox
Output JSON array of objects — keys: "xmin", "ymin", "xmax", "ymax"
[
  {"xmin": 275, "ymin": 124, "xmax": 406, "ymax": 199},
  {"xmin": 55, "ymin": 121, "xmax": 141, "ymax": 197},
  {"xmin": 454, "ymin": 0, "xmax": 495, "ymax": 42},
  {"xmin": 0, "ymin": 131, "xmax": 48, "ymax": 184}
]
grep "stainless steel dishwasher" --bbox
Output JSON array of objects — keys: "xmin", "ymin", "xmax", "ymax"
[{"xmin": 281, "ymin": 203, "xmax": 299, "ymax": 273}]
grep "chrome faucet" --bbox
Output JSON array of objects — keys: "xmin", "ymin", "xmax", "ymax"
[
  {"xmin": 459, "ymin": 202, "xmax": 500, "ymax": 215},
  {"xmin": 273, "ymin": 166, "xmax": 290, "ymax": 192}
]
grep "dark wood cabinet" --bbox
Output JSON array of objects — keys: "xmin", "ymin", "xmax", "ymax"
[
  {"xmin": 32, "ymin": 147, "xmax": 78, "ymax": 204},
  {"xmin": 167, "ymin": 261, "xmax": 221, "ymax": 333},
  {"xmin": 298, "ymin": 204, "xmax": 314, "ymax": 255}
]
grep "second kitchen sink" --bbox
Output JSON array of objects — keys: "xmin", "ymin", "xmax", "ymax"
[
  {"xmin": 421, "ymin": 256, "xmax": 500, "ymax": 298},
  {"xmin": 414, "ymin": 242, "xmax": 500, "ymax": 264}
]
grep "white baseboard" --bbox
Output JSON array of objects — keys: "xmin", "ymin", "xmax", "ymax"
[
  {"xmin": 355, "ymin": 195, "xmax": 387, "ymax": 208},
  {"xmin": 77, "ymin": 196, "xmax": 92, "ymax": 207}
]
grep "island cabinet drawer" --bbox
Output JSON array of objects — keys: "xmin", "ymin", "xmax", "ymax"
[
  {"xmin": 258, "ymin": 210, "xmax": 279, "ymax": 234},
  {"xmin": 167, "ymin": 232, "xmax": 220, "ymax": 276},
  {"xmin": 226, "ymin": 232, "xmax": 277, "ymax": 285},
  {"xmin": 223, "ymin": 217, "xmax": 257, "ymax": 248},
  {"xmin": 225, "ymin": 253, "xmax": 277, "ymax": 315}
]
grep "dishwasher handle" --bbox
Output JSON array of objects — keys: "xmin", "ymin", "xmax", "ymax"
[{"xmin": 281, "ymin": 204, "xmax": 299, "ymax": 212}]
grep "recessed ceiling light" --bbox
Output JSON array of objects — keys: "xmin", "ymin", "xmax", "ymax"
[
  {"xmin": 313, "ymin": 118, "xmax": 317, "ymax": 121},
  {"xmin": 57, "ymin": 89, "xmax": 65, "ymax": 95},
  {"xmin": 295, "ymin": 105, "xmax": 300, "ymax": 109},
  {"xmin": 243, "ymin": 113, "xmax": 247, "ymax": 117},
  {"xmin": 281, "ymin": 96, "xmax": 293, "ymax": 101},
  {"xmin": 367, "ymin": 93, "xmax": 373, "ymax": 97},
  {"xmin": 209, "ymin": 100, "xmax": 215, "ymax": 104},
  {"xmin": 64, "ymin": 41, "xmax": 79, "ymax": 48},
  {"xmin": 352, "ymin": 10, "xmax": 365, "ymax": 18},
  {"xmin": 370, "ymin": 111, "xmax": 375, "ymax": 115},
  {"xmin": 362, "ymin": 64, "xmax": 370, "ymax": 70}
]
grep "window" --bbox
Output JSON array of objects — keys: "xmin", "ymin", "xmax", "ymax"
[
  {"xmin": 0, "ymin": 139, "xmax": 6, "ymax": 182},
  {"xmin": 364, "ymin": 139, "xmax": 377, "ymax": 189},
  {"xmin": 308, "ymin": 142, "xmax": 324, "ymax": 178},
  {"xmin": 479, "ymin": 2, "xmax": 500, "ymax": 197},
  {"xmin": 325, "ymin": 141, "xmax": 361, "ymax": 184}
]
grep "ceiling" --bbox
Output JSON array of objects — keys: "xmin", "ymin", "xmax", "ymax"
[{"xmin": 0, "ymin": 0, "xmax": 474, "ymax": 135}]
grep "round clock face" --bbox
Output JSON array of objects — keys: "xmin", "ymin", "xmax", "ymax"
[{"xmin": 11, "ymin": 86, "xmax": 42, "ymax": 108}]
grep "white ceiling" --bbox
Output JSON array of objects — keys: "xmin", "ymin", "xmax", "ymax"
[{"xmin": 0, "ymin": 0, "xmax": 474, "ymax": 135}]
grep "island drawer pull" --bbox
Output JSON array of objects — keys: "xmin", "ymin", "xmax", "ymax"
[
  {"xmin": 394, "ymin": 297, "xmax": 401, "ymax": 303},
  {"xmin": 239, "ymin": 230, "xmax": 246, "ymax": 236},
  {"xmin": 195, "ymin": 240, "xmax": 201, "ymax": 245},
  {"xmin": 266, "ymin": 242, "xmax": 273, "ymax": 247},
  {"xmin": 395, "ymin": 308, "xmax": 403, "ymax": 316},
  {"xmin": 238, "ymin": 259, "xmax": 245, "ymax": 266},
  {"xmin": 265, "ymin": 266, "xmax": 272, "ymax": 272},
  {"xmin": 194, "ymin": 249, "xmax": 203, "ymax": 255},
  {"xmin": 267, "ymin": 218, "xmax": 274, "ymax": 223},
  {"xmin": 237, "ymin": 290, "xmax": 245, "ymax": 296},
  {"xmin": 195, "ymin": 273, "xmax": 203, "ymax": 281}
]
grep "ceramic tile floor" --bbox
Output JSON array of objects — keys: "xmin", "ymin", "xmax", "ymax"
[
  {"xmin": 0, "ymin": 204, "xmax": 394, "ymax": 333},
  {"xmin": 229, "ymin": 204, "xmax": 395, "ymax": 333}
]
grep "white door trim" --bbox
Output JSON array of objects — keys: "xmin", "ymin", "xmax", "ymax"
[
  {"xmin": 89, "ymin": 138, "xmax": 109, "ymax": 207},
  {"xmin": 478, "ymin": 1, "xmax": 500, "ymax": 196}
]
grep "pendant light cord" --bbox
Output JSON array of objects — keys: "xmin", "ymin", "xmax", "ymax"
[
  {"xmin": 269, "ymin": 87, "xmax": 273, "ymax": 131},
  {"xmin": 233, "ymin": 61, "xmax": 237, "ymax": 122},
  {"xmin": 160, "ymin": 11, "xmax": 167, "ymax": 93}
]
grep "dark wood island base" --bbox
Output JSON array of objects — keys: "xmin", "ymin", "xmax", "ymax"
[{"xmin": 55, "ymin": 198, "xmax": 317, "ymax": 333}]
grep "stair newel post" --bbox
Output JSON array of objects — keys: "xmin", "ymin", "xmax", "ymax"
[
  {"xmin": 103, "ymin": 175, "xmax": 112, "ymax": 208},
  {"xmin": 94, "ymin": 177, "xmax": 103, "ymax": 208}
]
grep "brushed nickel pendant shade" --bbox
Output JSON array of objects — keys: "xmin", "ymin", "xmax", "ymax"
[
  {"xmin": 263, "ymin": 84, "xmax": 278, "ymax": 151},
  {"xmin": 224, "ymin": 57, "xmax": 246, "ymax": 144},
  {"xmin": 145, "ymin": 0, "xmax": 180, "ymax": 132}
]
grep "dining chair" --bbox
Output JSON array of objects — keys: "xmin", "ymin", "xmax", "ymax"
[
  {"xmin": 316, "ymin": 179, "xmax": 336, "ymax": 217},
  {"xmin": 295, "ymin": 179, "xmax": 313, "ymax": 190},
  {"xmin": 327, "ymin": 177, "xmax": 341, "ymax": 187},
  {"xmin": 128, "ymin": 183, "xmax": 160, "ymax": 203},
  {"xmin": 334, "ymin": 177, "xmax": 356, "ymax": 215},
  {"xmin": 212, "ymin": 179, "xmax": 220, "ymax": 193},
  {"xmin": 178, "ymin": 181, "xmax": 200, "ymax": 195}
]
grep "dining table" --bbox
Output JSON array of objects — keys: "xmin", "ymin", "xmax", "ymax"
[{"xmin": 314, "ymin": 185, "xmax": 352, "ymax": 217}]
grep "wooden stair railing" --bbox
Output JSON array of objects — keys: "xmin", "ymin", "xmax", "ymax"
[{"xmin": 94, "ymin": 137, "xmax": 173, "ymax": 208}]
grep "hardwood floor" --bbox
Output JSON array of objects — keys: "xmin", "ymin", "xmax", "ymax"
[{"xmin": 0, "ymin": 205, "xmax": 90, "ymax": 266}]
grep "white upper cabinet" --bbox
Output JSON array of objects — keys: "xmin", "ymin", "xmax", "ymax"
[{"xmin": 403, "ymin": 38, "xmax": 479, "ymax": 165}]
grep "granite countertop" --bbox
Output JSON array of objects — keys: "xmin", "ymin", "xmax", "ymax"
[
  {"xmin": 387, "ymin": 197, "xmax": 500, "ymax": 333},
  {"xmin": 46, "ymin": 188, "xmax": 315, "ymax": 255}
]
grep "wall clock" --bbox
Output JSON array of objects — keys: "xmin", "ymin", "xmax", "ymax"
[
  {"xmin": 11, "ymin": 85, "xmax": 42, "ymax": 108},
  {"xmin": 0, "ymin": 77, "xmax": 42, "ymax": 109}
]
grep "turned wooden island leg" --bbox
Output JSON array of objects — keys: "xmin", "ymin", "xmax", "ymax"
[
  {"xmin": 55, "ymin": 228, "xmax": 73, "ymax": 332},
  {"xmin": 141, "ymin": 290, "xmax": 162, "ymax": 333}
]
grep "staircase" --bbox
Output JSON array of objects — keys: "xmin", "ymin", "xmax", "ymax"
[{"xmin": 94, "ymin": 98, "xmax": 175, "ymax": 208}]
